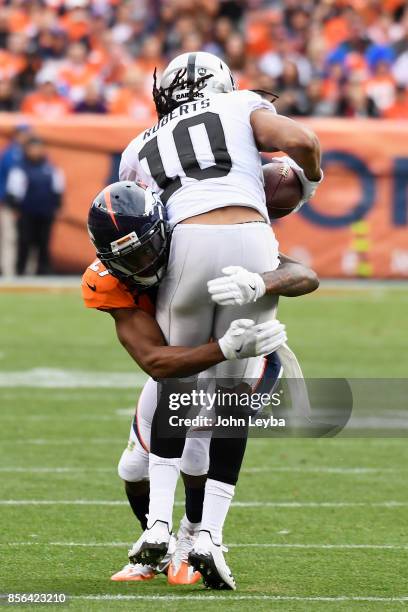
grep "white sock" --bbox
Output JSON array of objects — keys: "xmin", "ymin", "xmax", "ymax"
[
  {"xmin": 147, "ymin": 453, "xmax": 180, "ymax": 531},
  {"xmin": 199, "ymin": 478, "xmax": 235, "ymax": 545},
  {"xmin": 179, "ymin": 514, "xmax": 200, "ymax": 536}
]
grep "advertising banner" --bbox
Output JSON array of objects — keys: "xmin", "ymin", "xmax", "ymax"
[{"xmin": 1, "ymin": 115, "xmax": 407, "ymax": 277}]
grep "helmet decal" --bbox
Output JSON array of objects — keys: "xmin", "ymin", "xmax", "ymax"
[
  {"xmin": 153, "ymin": 52, "xmax": 236, "ymax": 119},
  {"xmin": 144, "ymin": 188, "xmax": 156, "ymax": 215},
  {"xmin": 110, "ymin": 231, "xmax": 140, "ymax": 255},
  {"xmin": 103, "ymin": 187, "xmax": 119, "ymax": 231},
  {"xmin": 187, "ymin": 52, "xmax": 197, "ymax": 87}
]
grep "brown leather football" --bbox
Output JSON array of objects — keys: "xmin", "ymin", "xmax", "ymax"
[{"xmin": 263, "ymin": 158, "xmax": 303, "ymax": 219}]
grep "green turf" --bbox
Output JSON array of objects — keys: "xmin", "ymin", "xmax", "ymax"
[{"xmin": 0, "ymin": 287, "xmax": 407, "ymax": 610}]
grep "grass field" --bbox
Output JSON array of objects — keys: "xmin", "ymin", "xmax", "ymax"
[{"xmin": 0, "ymin": 285, "xmax": 407, "ymax": 611}]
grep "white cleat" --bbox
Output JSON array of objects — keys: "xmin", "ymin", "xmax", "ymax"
[
  {"xmin": 110, "ymin": 562, "xmax": 156, "ymax": 582},
  {"xmin": 188, "ymin": 530, "xmax": 236, "ymax": 590},
  {"xmin": 128, "ymin": 520, "xmax": 171, "ymax": 566},
  {"xmin": 156, "ymin": 532, "xmax": 177, "ymax": 574},
  {"xmin": 168, "ymin": 518, "xmax": 201, "ymax": 585}
]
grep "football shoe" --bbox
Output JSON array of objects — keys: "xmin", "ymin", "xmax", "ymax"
[
  {"xmin": 188, "ymin": 530, "xmax": 236, "ymax": 590},
  {"xmin": 167, "ymin": 518, "xmax": 201, "ymax": 585},
  {"xmin": 128, "ymin": 520, "xmax": 171, "ymax": 566},
  {"xmin": 110, "ymin": 562, "xmax": 155, "ymax": 582}
]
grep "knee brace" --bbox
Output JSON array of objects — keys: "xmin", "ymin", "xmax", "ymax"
[{"xmin": 117, "ymin": 446, "xmax": 149, "ymax": 482}]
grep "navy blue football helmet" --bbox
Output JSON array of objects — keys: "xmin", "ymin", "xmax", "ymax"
[{"xmin": 88, "ymin": 181, "xmax": 168, "ymax": 288}]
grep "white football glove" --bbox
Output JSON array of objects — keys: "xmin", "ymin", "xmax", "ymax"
[
  {"xmin": 280, "ymin": 155, "xmax": 323, "ymax": 212},
  {"xmin": 208, "ymin": 266, "xmax": 266, "ymax": 306},
  {"xmin": 218, "ymin": 318, "xmax": 287, "ymax": 360}
]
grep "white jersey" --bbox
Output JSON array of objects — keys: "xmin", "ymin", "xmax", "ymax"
[{"xmin": 119, "ymin": 90, "xmax": 276, "ymax": 228}]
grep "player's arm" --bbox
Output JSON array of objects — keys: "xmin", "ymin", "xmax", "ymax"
[
  {"xmin": 118, "ymin": 157, "xmax": 137, "ymax": 182},
  {"xmin": 207, "ymin": 253, "xmax": 319, "ymax": 306},
  {"xmin": 81, "ymin": 262, "xmax": 227, "ymax": 378},
  {"xmin": 111, "ymin": 307, "xmax": 223, "ymax": 378},
  {"xmin": 261, "ymin": 253, "xmax": 319, "ymax": 297},
  {"xmin": 110, "ymin": 308, "xmax": 286, "ymax": 378},
  {"xmin": 250, "ymin": 110, "xmax": 322, "ymax": 182}
]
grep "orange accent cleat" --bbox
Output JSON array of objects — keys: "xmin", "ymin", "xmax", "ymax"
[
  {"xmin": 110, "ymin": 563, "xmax": 156, "ymax": 582},
  {"xmin": 167, "ymin": 560, "xmax": 201, "ymax": 585}
]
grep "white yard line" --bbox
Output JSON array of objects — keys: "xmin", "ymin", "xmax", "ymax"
[
  {"xmin": 0, "ymin": 368, "xmax": 147, "ymax": 388},
  {"xmin": 5, "ymin": 438, "xmax": 124, "ymax": 445},
  {"xmin": 0, "ymin": 276, "xmax": 80, "ymax": 288},
  {"xmin": 1, "ymin": 500, "xmax": 407, "ymax": 508},
  {"xmin": 2, "ymin": 541, "xmax": 408, "ymax": 551},
  {"xmin": 0, "ymin": 466, "xmax": 399, "ymax": 474},
  {"xmin": 0, "ymin": 467, "xmax": 114, "ymax": 473},
  {"xmin": 70, "ymin": 594, "xmax": 408, "ymax": 603},
  {"xmin": 2, "ymin": 434, "xmax": 407, "ymax": 450},
  {"xmin": 242, "ymin": 467, "xmax": 397, "ymax": 474},
  {"xmin": 232, "ymin": 543, "xmax": 408, "ymax": 550}
]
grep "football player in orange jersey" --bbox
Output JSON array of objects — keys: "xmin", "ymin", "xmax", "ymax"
[{"xmin": 83, "ymin": 180, "xmax": 318, "ymax": 585}]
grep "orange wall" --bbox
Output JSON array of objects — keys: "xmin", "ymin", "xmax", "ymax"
[{"xmin": 1, "ymin": 114, "xmax": 407, "ymax": 278}]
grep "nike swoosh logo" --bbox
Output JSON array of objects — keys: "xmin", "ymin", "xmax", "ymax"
[
  {"xmin": 235, "ymin": 344, "xmax": 243, "ymax": 353},
  {"xmin": 86, "ymin": 281, "xmax": 97, "ymax": 292},
  {"xmin": 249, "ymin": 284, "xmax": 256, "ymax": 291}
]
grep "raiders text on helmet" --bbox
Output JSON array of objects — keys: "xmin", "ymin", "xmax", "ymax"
[{"xmin": 153, "ymin": 51, "xmax": 237, "ymax": 118}]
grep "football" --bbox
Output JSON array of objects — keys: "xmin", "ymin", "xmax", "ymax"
[{"xmin": 263, "ymin": 158, "xmax": 303, "ymax": 219}]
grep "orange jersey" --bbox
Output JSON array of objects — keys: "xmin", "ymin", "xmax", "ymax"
[
  {"xmin": 59, "ymin": 13, "xmax": 90, "ymax": 41},
  {"xmin": 0, "ymin": 50, "xmax": 26, "ymax": 80},
  {"xmin": 383, "ymin": 99, "xmax": 408, "ymax": 119},
  {"xmin": 8, "ymin": 9, "xmax": 31, "ymax": 34},
  {"xmin": 81, "ymin": 259, "xmax": 155, "ymax": 315},
  {"xmin": 58, "ymin": 62, "xmax": 98, "ymax": 90},
  {"xmin": 21, "ymin": 92, "xmax": 71, "ymax": 117},
  {"xmin": 109, "ymin": 88, "xmax": 156, "ymax": 121}
]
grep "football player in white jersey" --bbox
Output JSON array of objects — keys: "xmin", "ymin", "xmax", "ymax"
[
  {"xmin": 116, "ymin": 254, "xmax": 318, "ymax": 585},
  {"xmin": 119, "ymin": 51, "xmax": 323, "ymax": 589}
]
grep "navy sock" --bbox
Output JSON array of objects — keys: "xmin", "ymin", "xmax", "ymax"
[
  {"xmin": 184, "ymin": 483, "xmax": 205, "ymax": 524},
  {"xmin": 125, "ymin": 482, "xmax": 149, "ymax": 530}
]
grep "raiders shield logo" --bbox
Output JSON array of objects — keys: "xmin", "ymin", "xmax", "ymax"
[{"xmin": 198, "ymin": 68, "xmax": 207, "ymax": 76}]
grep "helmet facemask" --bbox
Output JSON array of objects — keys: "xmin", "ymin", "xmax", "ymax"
[{"xmin": 97, "ymin": 212, "xmax": 168, "ymax": 289}]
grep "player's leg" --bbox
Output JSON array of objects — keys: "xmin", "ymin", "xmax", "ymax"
[
  {"xmin": 199, "ymin": 224, "xmax": 278, "ymax": 541},
  {"xmin": 167, "ymin": 435, "xmax": 210, "ymax": 585},
  {"xmin": 113, "ymin": 378, "xmax": 159, "ymax": 582},
  {"xmin": 169, "ymin": 352, "xmax": 281, "ymax": 587},
  {"xmin": 140, "ymin": 225, "xmax": 217, "ymax": 559},
  {"xmin": 189, "ymin": 355, "xmax": 282, "ymax": 590},
  {"xmin": 142, "ymin": 223, "xmax": 278, "ymax": 567},
  {"xmin": 182, "ymin": 435, "xmax": 210, "ymax": 525},
  {"xmin": 16, "ymin": 212, "xmax": 31, "ymax": 275},
  {"xmin": 117, "ymin": 420, "xmax": 150, "ymax": 531},
  {"xmin": 0, "ymin": 204, "xmax": 17, "ymax": 276},
  {"xmin": 183, "ymin": 354, "xmax": 281, "ymax": 589},
  {"xmin": 148, "ymin": 223, "xmax": 274, "ymax": 519},
  {"xmin": 36, "ymin": 216, "xmax": 53, "ymax": 275},
  {"xmin": 115, "ymin": 376, "xmax": 202, "ymax": 583},
  {"xmin": 190, "ymin": 223, "xmax": 279, "ymax": 589}
]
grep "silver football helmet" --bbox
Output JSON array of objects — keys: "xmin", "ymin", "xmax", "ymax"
[{"xmin": 159, "ymin": 51, "xmax": 237, "ymax": 103}]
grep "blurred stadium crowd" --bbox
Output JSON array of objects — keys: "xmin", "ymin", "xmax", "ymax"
[{"xmin": 0, "ymin": 0, "xmax": 407, "ymax": 120}]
